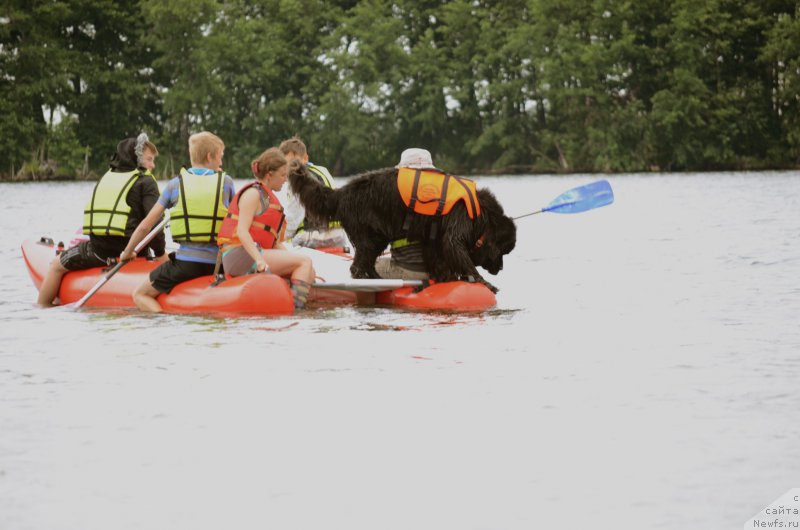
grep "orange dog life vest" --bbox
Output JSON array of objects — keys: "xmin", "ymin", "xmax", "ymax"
[{"xmin": 397, "ymin": 168, "xmax": 481, "ymax": 219}]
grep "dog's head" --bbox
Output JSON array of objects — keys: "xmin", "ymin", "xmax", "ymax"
[
  {"xmin": 472, "ymin": 189, "xmax": 517, "ymax": 275},
  {"xmin": 286, "ymin": 159, "xmax": 307, "ymax": 183}
]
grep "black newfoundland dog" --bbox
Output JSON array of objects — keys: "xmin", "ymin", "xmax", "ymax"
[{"xmin": 287, "ymin": 161, "xmax": 516, "ymax": 293}]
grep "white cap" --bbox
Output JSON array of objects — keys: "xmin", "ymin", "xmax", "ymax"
[{"xmin": 396, "ymin": 148, "xmax": 435, "ymax": 169}]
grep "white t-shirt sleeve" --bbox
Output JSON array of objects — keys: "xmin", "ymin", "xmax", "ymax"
[{"xmin": 283, "ymin": 187, "xmax": 305, "ymax": 239}]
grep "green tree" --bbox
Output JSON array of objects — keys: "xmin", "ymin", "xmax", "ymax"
[
  {"xmin": 1, "ymin": 0, "xmax": 159, "ymax": 178},
  {"xmin": 435, "ymin": 0, "xmax": 486, "ymax": 170},
  {"xmin": 761, "ymin": 2, "xmax": 800, "ymax": 164},
  {"xmin": 48, "ymin": 116, "xmax": 89, "ymax": 177},
  {"xmin": 314, "ymin": 0, "xmax": 407, "ymax": 172},
  {"xmin": 468, "ymin": 0, "xmax": 541, "ymax": 172},
  {"xmin": 650, "ymin": 0, "xmax": 787, "ymax": 169},
  {"xmin": 142, "ymin": 0, "xmax": 346, "ymax": 177},
  {"xmin": 526, "ymin": 0, "xmax": 653, "ymax": 172},
  {"xmin": 61, "ymin": 0, "xmax": 160, "ymax": 169},
  {"xmin": 3, "ymin": 0, "xmax": 799, "ymax": 179},
  {"xmin": 140, "ymin": 0, "xmax": 220, "ymax": 173},
  {"xmin": 0, "ymin": 1, "xmax": 71, "ymax": 177}
]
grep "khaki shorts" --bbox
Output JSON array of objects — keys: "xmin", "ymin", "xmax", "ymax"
[
  {"xmin": 222, "ymin": 246, "xmax": 258, "ymax": 277},
  {"xmin": 374, "ymin": 255, "xmax": 429, "ymax": 281}
]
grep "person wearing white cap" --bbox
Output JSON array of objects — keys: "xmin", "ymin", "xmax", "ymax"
[
  {"xmin": 395, "ymin": 148, "xmax": 436, "ymax": 170},
  {"xmin": 373, "ymin": 148, "xmax": 436, "ymax": 281}
]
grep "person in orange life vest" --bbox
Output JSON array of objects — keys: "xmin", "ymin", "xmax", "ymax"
[
  {"xmin": 120, "ymin": 131, "xmax": 235, "ymax": 313},
  {"xmin": 278, "ymin": 136, "xmax": 349, "ymax": 249},
  {"xmin": 37, "ymin": 134, "xmax": 167, "ymax": 307},
  {"xmin": 373, "ymin": 148, "xmax": 434, "ymax": 281},
  {"xmin": 217, "ymin": 147, "xmax": 315, "ymax": 309}
]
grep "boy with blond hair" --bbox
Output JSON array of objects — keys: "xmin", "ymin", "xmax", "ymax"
[
  {"xmin": 121, "ymin": 131, "xmax": 235, "ymax": 312},
  {"xmin": 278, "ymin": 136, "xmax": 348, "ymax": 249}
]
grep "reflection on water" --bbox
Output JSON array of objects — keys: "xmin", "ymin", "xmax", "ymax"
[{"xmin": 1, "ymin": 173, "xmax": 799, "ymax": 529}]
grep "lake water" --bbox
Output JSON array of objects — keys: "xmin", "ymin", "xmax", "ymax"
[{"xmin": 1, "ymin": 172, "xmax": 798, "ymax": 530}]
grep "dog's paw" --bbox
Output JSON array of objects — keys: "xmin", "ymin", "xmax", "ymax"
[
  {"xmin": 350, "ymin": 264, "xmax": 380, "ymax": 279},
  {"xmin": 350, "ymin": 269, "xmax": 369, "ymax": 279},
  {"xmin": 482, "ymin": 280, "xmax": 499, "ymax": 294}
]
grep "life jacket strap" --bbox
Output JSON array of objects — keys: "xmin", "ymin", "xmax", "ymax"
[
  {"xmin": 407, "ymin": 169, "xmax": 423, "ymax": 211},
  {"xmin": 225, "ymin": 212, "xmax": 282, "ymax": 241},
  {"xmin": 212, "ymin": 246, "xmax": 224, "ymax": 279},
  {"xmin": 391, "ymin": 237, "xmax": 415, "ymax": 249},
  {"xmin": 402, "ymin": 212, "xmax": 412, "ymax": 231},
  {"xmin": 434, "ymin": 173, "xmax": 450, "ymax": 216}
]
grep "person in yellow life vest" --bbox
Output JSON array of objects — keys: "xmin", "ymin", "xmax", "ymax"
[
  {"xmin": 373, "ymin": 148, "xmax": 436, "ymax": 281},
  {"xmin": 278, "ymin": 136, "xmax": 349, "ymax": 249},
  {"xmin": 120, "ymin": 131, "xmax": 235, "ymax": 313},
  {"xmin": 37, "ymin": 134, "xmax": 167, "ymax": 307},
  {"xmin": 217, "ymin": 147, "xmax": 315, "ymax": 309}
]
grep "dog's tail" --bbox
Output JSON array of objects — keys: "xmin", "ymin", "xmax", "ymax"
[{"xmin": 287, "ymin": 160, "xmax": 340, "ymax": 223}]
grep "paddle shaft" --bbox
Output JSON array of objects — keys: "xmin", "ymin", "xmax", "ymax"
[
  {"xmin": 73, "ymin": 217, "xmax": 169, "ymax": 308},
  {"xmin": 515, "ymin": 202, "xmax": 582, "ymax": 218},
  {"xmin": 512, "ymin": 209, "xmax": 544, "ymax": 220}
]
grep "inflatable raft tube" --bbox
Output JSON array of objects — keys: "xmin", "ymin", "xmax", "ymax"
[
  {"xmin": 23, "ymin": 237, "xmax": 295, "ymax": 316},
  {"xmin": 23, "ymin": 238, "xmax": 496, "ymax": 314}
]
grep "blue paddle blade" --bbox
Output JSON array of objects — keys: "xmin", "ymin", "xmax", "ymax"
[{"xmin": 542, "ymin": 179, "xmax": 614, "ymax": 214}]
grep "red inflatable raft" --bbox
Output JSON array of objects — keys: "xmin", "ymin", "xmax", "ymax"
[{"xmin": 22, "ymin": 237, "xmax": 496, "ymax": 315}]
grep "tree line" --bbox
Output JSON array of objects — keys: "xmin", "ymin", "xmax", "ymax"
[{"xmin": 2, "ymin": 0, "xmax": 799, "ymax": 180}]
